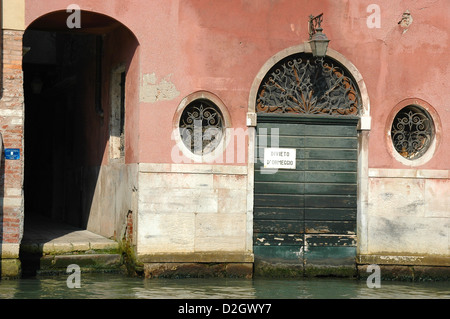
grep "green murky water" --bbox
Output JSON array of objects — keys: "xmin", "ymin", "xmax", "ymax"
[{"xmin": 0, "ymin": 273, "xmax": 448, "ymax": 299}]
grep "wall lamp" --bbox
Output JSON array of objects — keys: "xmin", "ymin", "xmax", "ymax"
[{"xmin": 308, "ymin": 13, "xmax": 330, "ymax": 58}]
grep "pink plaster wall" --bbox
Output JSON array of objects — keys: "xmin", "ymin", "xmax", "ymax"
[
  {"xmin": 99, "ymin": 26, "xmax": 140, "ymax": 165},
  {"xmin": 25, "ymin": 0, "xmax": 450, "ymax": 170}
]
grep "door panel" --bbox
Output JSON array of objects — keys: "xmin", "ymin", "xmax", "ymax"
[{"xmin": 253, "ymin": 115, "xmax": 358, "ymax": 269}]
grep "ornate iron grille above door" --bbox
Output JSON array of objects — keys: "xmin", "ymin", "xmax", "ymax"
[{"xmin": 256, "ymin": 53, "xmax": 362, "ymax": 116}]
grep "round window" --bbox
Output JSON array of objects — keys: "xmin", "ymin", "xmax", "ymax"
[
  {"xmin": 390, "ymin": 105, "xmax": 434, "ymax": 160},
  {"xmin": 179, "ymin": 99, "xmax": 225, "ymax": 155}
]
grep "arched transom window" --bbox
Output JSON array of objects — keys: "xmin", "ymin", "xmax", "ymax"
[{"xmin": 256, "ymin": 53, "xmax": 362, "ymax": 116}]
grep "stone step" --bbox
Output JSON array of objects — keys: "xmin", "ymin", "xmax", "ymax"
[
  {"xmin": 40, "ymin": 253, "xmax": 122, "ymax": 271},
  {"xmin": 20, "ymin": 240, "xmax": 119, "ymax": 255},
  {"xmin": 19, "ymin": 216, "xmax": 124, "ymax": 276},
  {"xmin": 20, "ymin": 234, "xmax": 123, "ymax": 275},
  {"xmin": 20, "ymin": 252, "xmax": 124, "ymax": 276}
]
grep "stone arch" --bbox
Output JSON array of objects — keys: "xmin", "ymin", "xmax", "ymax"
[
  {"xmin": 26, "ymin": 9, "xmax": 139, "ymax": 44},
  {"xmin": 21, "ymin": 8, "xmax": 140, "ymax": 255},
  {"xmin": 248, "ymin": 43, "xmax": 370, "ymax": 118}
]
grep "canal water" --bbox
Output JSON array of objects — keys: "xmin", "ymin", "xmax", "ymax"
[{"xmin": 0, "ymin": 273, "xmax": 448, "ymax": 299}]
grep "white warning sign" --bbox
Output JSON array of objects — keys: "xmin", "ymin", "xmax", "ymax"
[{"xmin": 263, "ymin": 148, "xmax": 296, "ymax": 169}]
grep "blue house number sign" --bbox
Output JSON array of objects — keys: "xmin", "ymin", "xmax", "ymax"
[{"xmin": 5, "ymin": 148, "xmax": 20, "ymax": 160}]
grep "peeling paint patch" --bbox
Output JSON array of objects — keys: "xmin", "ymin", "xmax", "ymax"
[
  {"xmin": 140, "ymin": 73, "xmax": 180, "ymax": 103},
  {"xmin": 398, "ymin": 10, "xmax": 413, "ymax": 33}
]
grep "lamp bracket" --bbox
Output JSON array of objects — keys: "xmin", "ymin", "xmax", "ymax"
[{"xmin": 308, "ymin": 13, "xmax": 324, "ymax": 40}]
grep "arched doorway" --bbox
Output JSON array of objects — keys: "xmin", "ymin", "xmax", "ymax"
[
  {"xmin": 248, "ymin": 45, "xmax": 370, "ymax": 276},
  {"xmin": 21, "ymin": 10, "xmax": 139, "ymax": 273}
]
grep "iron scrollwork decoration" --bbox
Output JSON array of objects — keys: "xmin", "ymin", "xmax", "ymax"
[
  {"xmin": 308, "ymin": 13, "xmax": 324, "ymax": 40},
  {"xmin": 256, "ymin": 54, "xmax": 361, "ymax": 116},
  {"xmin": 179, "ymin": 99, "xmax": 224, "ymax": 155},
  {"xmin": 391, "ymin": 106, "xmax": 434, "ymax": 159}
]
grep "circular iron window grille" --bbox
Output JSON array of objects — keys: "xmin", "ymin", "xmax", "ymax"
[
  {"xmin": 391, "ymin": 105, "xmax": 434, "ymax": 160},
  {"xmin": 179, "ymin": 99, "xmax": 224, "ymax": 155}
]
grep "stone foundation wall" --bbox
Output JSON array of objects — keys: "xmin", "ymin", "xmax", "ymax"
[
  {"xmin": 359, "ymin": 168, "xmax": 449, "ymax": 268},
  {"xmin": 136, "ymin": 163, "xmax": 253, "ymax": 264},
  {"xmin": 84, "ymin": 163, "xmax": 139, "ymax": 242}
]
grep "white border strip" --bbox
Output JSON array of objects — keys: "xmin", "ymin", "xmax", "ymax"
[{"xmin": 368, "ymin": 168, "xmax": 449, "ymax": 179}]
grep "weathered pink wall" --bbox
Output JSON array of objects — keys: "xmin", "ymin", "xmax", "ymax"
[
  {"xmin": 86, "ymin": 27, "xmax": 139, "ymax": 166},
  {"xmin": 25, "ymin": 0, "xmax": 450, "ymax": 169}
]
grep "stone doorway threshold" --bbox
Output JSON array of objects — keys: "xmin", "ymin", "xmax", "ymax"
[
  {"xmin": 20, "ymin": 214, "xmax": 121, "ymax": 276},
  {"xmin": 21, "ymin": 214, "xmax": 119, "ymax": 254}
]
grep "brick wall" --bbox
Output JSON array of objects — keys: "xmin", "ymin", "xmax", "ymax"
[{"xmin": 1, "ymin": 29, "xmax": 24, "ymax": 245}]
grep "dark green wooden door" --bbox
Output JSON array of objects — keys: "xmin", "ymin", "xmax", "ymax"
[{"xmin": 253, "ymin": 114, "xmax": 358, "ymax": 273}]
